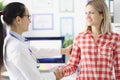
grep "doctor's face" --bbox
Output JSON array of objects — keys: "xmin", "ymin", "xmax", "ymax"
[
  {"xmin": 85, "ymin": 5, "xmax": 103, "ymax": 27},
  {"xmin": 20, "ymin": 8, "xmax": 31, "ymax": 33}
]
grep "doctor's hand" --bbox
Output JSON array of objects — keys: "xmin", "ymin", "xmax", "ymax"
[{"xmin": 61, "ymin": 44, "xmax": 73, "ymax": 55}]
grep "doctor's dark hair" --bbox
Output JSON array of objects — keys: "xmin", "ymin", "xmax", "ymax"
[
  {"xmin": 0, "ymin": 2, "xmax": 25, "ymax": 72},
  {"xmin": 3, "ymin": 2, "xmax": 26, "ymax": 25},
  {"xmin": 0, "ymin": 11, "xmax": 5, "ymax": 71}
]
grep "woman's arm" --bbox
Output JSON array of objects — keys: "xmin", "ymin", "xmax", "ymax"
[
  {"xmin": 114, "ymin": 36, "xmax": 120, "ymax": 79},
  {"xmin": 54, "ymin": 35, "xmax": 81, "ymax": 79}
]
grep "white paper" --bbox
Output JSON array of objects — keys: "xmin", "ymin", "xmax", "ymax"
[
  {"xmin": 60, "ymin": 17, "xmax": 74, "ymax": 36},
  {"xmin": 32, "ymin": 14, "xmax": 54, "ymax": 30},
  {"xmin": 59, "ymin": 0, "xmax": 74, "ymax": 12},
  {"xmin": 112, "ymin": 23, "xmax": 120, "ymax": 34}
]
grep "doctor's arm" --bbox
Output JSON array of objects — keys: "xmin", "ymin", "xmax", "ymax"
[{"xmin": 30, "ymin": 44, "xmax": 72, "ymax": 58}]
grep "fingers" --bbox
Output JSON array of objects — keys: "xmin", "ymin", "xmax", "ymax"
[{"xmin": 54, "ymin": 69, "xmax": 61, "ymax": 80}]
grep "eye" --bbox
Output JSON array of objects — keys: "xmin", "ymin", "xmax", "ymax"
[
  {"xmin": 89, "ymin": 12, "xmax": 94, "ymax": 14},
  {"xmin": 23, "ymin": 15, "xmax": 31, "ymax": 20},
  {"xmin": 85, "ymin": 11, "xmax": 94, "ymax": 15}
]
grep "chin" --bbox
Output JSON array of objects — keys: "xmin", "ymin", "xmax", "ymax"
[
  {"xmin": 24, "ymin": 29, "xmax": 28, "ymax": 32},
  {"xmin": 87, "ymin": 24, "xmax": 91, "ymax": 26},
  {"xmin": 86, "ymin": 22, "xmax": 91, "ymax": 26}
]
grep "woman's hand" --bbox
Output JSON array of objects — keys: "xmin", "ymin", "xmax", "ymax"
[{"xmin": 61, "ymin": 44, "xmax": 73, "ymax": 55}]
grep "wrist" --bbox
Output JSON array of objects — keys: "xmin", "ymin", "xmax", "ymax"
[
  {"xmin": 58, "ymin": 68, "xmax": 63, "ymax": 79},
  {"xmin": 61, "ymin": 48, "xmax": 67, "ymax": 54},
  {"xmin": 54, "ymin": 68, "xmax": 63, "ymax": 79}
]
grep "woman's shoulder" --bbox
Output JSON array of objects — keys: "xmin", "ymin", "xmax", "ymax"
[
  {"xmin": 108, "ymin": 32, "xmax": 120, "ymax": 41},
  {"xmin": 109, "ymin": 32, "xmax": 120, "ymax": 37},
  {"xmin": 75, "ymin": 31, "xmax": 88, "ymax": 37},
  {"xmin": 73, "ymin": 32, "xmax": 86, "ymax": 41}
]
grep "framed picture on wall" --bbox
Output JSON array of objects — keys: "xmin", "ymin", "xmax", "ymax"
[
  {"xmin": 32, "ymin": 14, "xmax": 54, "ymax": 30},
  {"xmin": 60, "ymin": 17, "xmax": 74, "ymax": 36},
  {"xmin": 59, "ymin": 0, "xmax": 74, "ymax": 12},
  {"xmin": 32, "ymin": 0, "xmax": 54, "ymax": 12}
]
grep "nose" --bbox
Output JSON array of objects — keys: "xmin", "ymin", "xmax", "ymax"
[
  {"xmin": 28, "ymin": 15, "xmax": 31, "ymax": 23},
  {"xmin": 29, "ymin": 19, "xmax": 31, "ymax": 23},
  {"xmin": 86, "ymin": 13, "xmax": 90, "ymax": 19},
  {"xmin": 28, "ymin": 17, "xmax": 31, "ymax": 23}
]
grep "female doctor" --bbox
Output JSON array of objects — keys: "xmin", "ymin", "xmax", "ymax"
[{"xmin": 0, "ymin": 2, "xmax": 72, "ymax": 80}]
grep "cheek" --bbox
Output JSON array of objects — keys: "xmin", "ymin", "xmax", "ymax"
[
  {"xmin": 26, "ymin": 20, "xmax": 30, "ymax": 25},
  {"xmin": 25, "ymin": 23, "xmax": 29, "ymax": 29},
  {"xmin": 26, "ymin": 22, "xmax": 30, "ymax": 30},
  {"xmin": 92, "ymin": 15, "xmax": 98, "ymax": 20},
  {"xmin": 96, "ymin": 16, "xmax": 103, "ymax": 23},
  {"xmin": 22, "ymin": 23, "xmax": 29, "ymax": 31},
  {"xmin": 24, "ymin": 20, "xmax": 29, "ymax": 26}
]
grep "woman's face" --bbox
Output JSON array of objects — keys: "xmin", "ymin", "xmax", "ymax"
[{"xmin": 85, "ymin": 5, "xmax": 103, "ymax": 27}]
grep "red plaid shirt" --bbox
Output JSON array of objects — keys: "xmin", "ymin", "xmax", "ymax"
[{"xmin": 59, "ymin": 30, "xmax": 120, "ymax": 80}]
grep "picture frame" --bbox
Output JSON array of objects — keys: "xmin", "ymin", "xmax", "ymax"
[
  {"xmin": 60, "ymin": 17, "xmax": 74, "ymax": 36},
  {"xmin": 59, "ymin": 0, "xmax": 74, "ymax": 12},
  {"xmin": 32, "ymin": 14, "xmax": 54, "ymax": 30}
]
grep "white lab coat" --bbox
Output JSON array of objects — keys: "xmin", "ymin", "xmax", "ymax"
[{"xmin": 3, "ymin": 31, "xmax": 60, "ymax": 80}]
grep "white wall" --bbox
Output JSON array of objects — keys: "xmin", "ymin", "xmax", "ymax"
[
  {"xmin": 112, "ymin": 23, "xmax": 120, "ymax": 34},
  {"xmin": 114, "ymin": 0, "xmax": 120, "ymax": 23},
  {"xmin": 3, "ymin": 0, "xmax": 87, "ymax": 37}
]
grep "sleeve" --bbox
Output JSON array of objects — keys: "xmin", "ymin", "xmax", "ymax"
[
  {"xmin": 30, "ymin": 46, "xmax": 61, "ymax": 58},
  {"xmin": 113, "ymin": 36, "xmax": 120, "ymax": 79},
  {"xmin": 59, "ymin": 34, "xmax": 81, "ymax": 77},
  {"xmin": 12, "ymin": 45, "xmax": 56, "ymax": 80}
]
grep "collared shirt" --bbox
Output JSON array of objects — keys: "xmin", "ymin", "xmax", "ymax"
[
  {"xmin": 59, "ymin": 30, "xmax": 120, "ymax": 80},
  {"xmin": 9, "ymin": 31, "xmax": 26, "ymax": 42}
]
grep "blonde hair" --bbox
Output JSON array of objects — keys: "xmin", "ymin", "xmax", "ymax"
[{"xmin": 85, "ymin": 0, "xmax": 112, "ymax": 34}]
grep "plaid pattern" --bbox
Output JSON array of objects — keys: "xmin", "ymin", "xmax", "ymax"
[{"xmin": 59, "ymin": 30, "xmax": 120, "ymax": 80}]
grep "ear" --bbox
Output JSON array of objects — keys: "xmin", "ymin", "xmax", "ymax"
[{"xmin": 15, "ymin": 16, "xmax": 22, "ymax": 24}]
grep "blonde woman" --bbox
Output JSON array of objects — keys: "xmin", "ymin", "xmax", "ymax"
[{"xmin": 54, "ymin": 0, "xmax": 120, "ymax": 80}]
